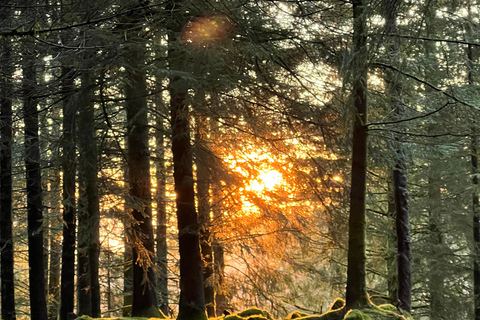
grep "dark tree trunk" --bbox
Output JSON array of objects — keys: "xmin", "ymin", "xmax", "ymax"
[
  {"xmin": 470, "ymin": 107, "xmax": 478, "ymax": 320},
  {"xmin": 0, "ymin": 13, "xmax": 16, "ymax": 320},
  {"xmin": 77, "ymin": 68, "xmax": 100, "ymax": 317},
  {"xmin": 345, "ymin": 0, "xmax": 370, "ymax": 311},
  {"xmin": 213, "ymin": 238, "xmax": 226, "ymax": 317},
  {"xmin": 49, "ymin": 228, "xmax": 62, "ymax": 320},
  {"xmin": 386, "ymin": 181, "xmax": 397, "ymax": 305},
  {"xmin": 124, "ymin": 18, "xmax": 161, "ymax": 317},
  {"xmin": 59, "ymin": 67, "xmax": 77, "ymax": 320},
  {"xmin": 23, "ymin": 39, "xmax": 49, "ymax": 320},
  {"xmin": 155, "ymin": 110, "xmax": 169, "ymax": 316},
  {"xmin": 195, "ymin": 113, "xmax": 215, "ymax": 317},
  {"xmin": 123, "ymin": 229, "xmax": 133, "ymax": 317},
  {"xmin": 383, "ymin": 0, "xmax": 412, "ymax": 311},
  {"xmin": 167, "ymin": 2, "xmax": 207, "ymax": 318}
]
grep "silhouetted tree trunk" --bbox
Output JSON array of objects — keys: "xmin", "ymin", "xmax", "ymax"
[
  {"xmin": 0, "ymin": 6, "xmax": 16, "ymax": 319},
  {"xmin": 345, "ymin": 0, "xmax": 370, "ymax": 311},
  {"xmin": 77, "ymin": 67, "xmax": 100, "ymax": 318},
  {"xmin": 213, "ymin": 237, "xmax": 226, "ymax": 316},
  {"xmin": 386, "ymin": 181, "xmax": 397, "ymax": 305},
  {"xmin": 155, "ymin": 101, "xmax": 169, "ymax": 316},
  {"xmin": 195, "ymin": 111, "xmax": 215, "ymax": 317},
  {"xmin": 23, "ymin": 35, "xmax": 48, "ymax": 320},
  {"xmin": 59, "ymin": 66, "xmax": 77, "ymax": 320},
  {"xmin": 383, "ymin": 0, "xmax": 411, "ymax": 311},
  {"xmin": 167, "ymin": 1, "xmax": 207, "ymax": 318},
  {"xmin": 123, "ymin": 8, "xmax": 161, "ymax": 316}
]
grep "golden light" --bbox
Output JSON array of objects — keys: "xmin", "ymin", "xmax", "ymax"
[
  {"xmin": 182, "ymin": 15, "xmax": 234, "ymax": 47},
  {"xmin": 247, "ymin": 170, "xmax": 283, "ymax": 192}
]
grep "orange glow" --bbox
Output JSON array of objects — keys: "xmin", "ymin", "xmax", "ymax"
[
  {"xmin": 182, "ymin": 15, "xmax": 234, "ymax": 47},
  {"xmin": 246, "ymin": 170, "xmax": 283, "ymax": 192}
]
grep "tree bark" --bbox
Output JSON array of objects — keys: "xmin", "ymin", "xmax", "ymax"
[
  {"xmin": 345, "ymin": 0, "xmax": 370, "ymax": 311},
  {"xmin": 0, "ymin": 8, "xmax": 16, "ymax": 319},
  {"xmin": 195, "ymin": 111, "xmax": 215, "ymax": 317},
  {"xmin": 77, "ymin": 68, "xmax": 100, "ymax": 317},
  {"xmin": 465, "ymin": 3, "xmax": 480, "ymax": 319},
  {"xmin": 155, "ymin": 107, "xmax": 169, "ymax": 316},
  {"xmin": 59, "ymin": 66, "xmax": 77, "ymax": 320},
  {"xmin": 167, "ymin": 1, "xmax": 207, "ymax": 318},
  {"xmin": 124, "ymin": 14, "xmax": 161, "ymax": 317},
  {"xmin": 383, "ymin": 0, "xmax": 412, "ymax": 311},
  {"xmin": 23, "ymin": 37, "xmax": 49, "ymax": 320}
]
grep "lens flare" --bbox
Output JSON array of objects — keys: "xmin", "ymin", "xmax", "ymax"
[{"xmin": 182, "ymin": 15, "xmax": 234, "ymax": 47}]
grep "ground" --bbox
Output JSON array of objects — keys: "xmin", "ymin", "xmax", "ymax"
[{"xmin": 76, "ymin": 299, "xmax": 414, "ymax": 320}]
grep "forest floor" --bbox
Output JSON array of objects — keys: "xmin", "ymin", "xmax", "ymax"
[{"xmin": 76, "ymin": 298, "xmax": 414, "ymax": 320}]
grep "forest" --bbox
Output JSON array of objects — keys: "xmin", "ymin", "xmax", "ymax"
[{"xmin": 0, "ymin": 0, "xmax": 478, "ymax": 319}]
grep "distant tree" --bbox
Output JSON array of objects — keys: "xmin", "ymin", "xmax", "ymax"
[
  {"xmin": 154, "ymin": 93, "xmax": 169, "ymax": 316},
  {"xmin": 59, "ymin": 66, "xmax": 77, "ymax": 320},
  {"xmin": 345, "ymin": 0, "xmax": 371, "ymax": 311},
  {"xmin": 383, "ymin": 0, "xmax": 412, "ymax": 311},
  {"xmin": 195, "ymin": 103, "xmax": 215, "ymax": 317},
  {"xmin": 0, "ymin": 3, "xmax": 16, "ymax": 319}
]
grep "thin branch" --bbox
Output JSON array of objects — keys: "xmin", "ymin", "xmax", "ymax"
[
  {"xmin": 391, "ymin": 34, "xmax": 480, "ymax": 47},
  {"xmin": 367, "ymin": 101, "xmax": 455, "ymax": 127},
  {"xmin": 374, "ymin": 62, "xmax": 479, "ymax": 110},
  {"xmin": 0, "ymin": 2, "xmax": 167, "ymax": 38}
]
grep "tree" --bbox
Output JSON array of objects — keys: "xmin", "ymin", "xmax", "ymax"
[
  {"xmin": 77, "ymin": 58, "xmax": 101, "ymax": 317},
  {"xmin": 154, "ymin": 94, "xmax": 169, "ymax": 316},
  {"xmin": 166, "ymin": 1, "xmax": 207, "ymax": 318},
  {"xmin": 123, "ymin": 3, "xmax": 161, "ymax": 316},
  {"xmin": 22, "ymin": 23, "xmax": 49, "ymax": 320},
  {"xmin": 59, "ymin": 66, "xmax": 77, "ymax": 320},
  {"xmin": 195, "ymin": 103, "xmax": 215, "ymax": 317},
  {"xmin": 383, "ymin": 0, "xmax": 412, "ymax": 311},
  {"xmin": 0, "ymin": 3, "xmax": 16, "ymax": 319},
  {"xmin": 345, "ymin": 0, "xmax": 371, "ymax": 311}
]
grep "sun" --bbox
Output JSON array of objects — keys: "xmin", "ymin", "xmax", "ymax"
[{"xmin": 246, "ymin": 170, "xmax": 283, "ymax": 193}]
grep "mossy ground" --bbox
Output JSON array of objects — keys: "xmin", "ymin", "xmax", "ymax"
[{"xmin": 75, "ymin": 299, "xmax": 413, "ymax": 320}]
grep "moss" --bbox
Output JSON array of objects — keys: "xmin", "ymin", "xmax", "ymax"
[
  {"xmin": 377, "ymin": 305, "xmax": 397, "ymax": 313},
  {"xmin": 286, "ymin": 311, "xmax": 310, "ymax": 319},
  {"xmin": 237, "ymin": 307, "xmax": 273, "ymax": 320},
  {"xmin": 224, "ymin": 315, "xmax": 245, "ymax": 320},
  {"xmin": 328, "ymin": 298, "xmax": 346, "ymax": 312},
  {"xmin": 246, "ymin": 317, "xmax": 268, "ymax": 320},
  {"xmin": 344, "ymin": 310, "xmax": 372, "ymax": 320}
]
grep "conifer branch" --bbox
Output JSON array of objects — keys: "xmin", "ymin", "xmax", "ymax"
[
  {"xmin": 391, "ymin": 34, "xmax": 480, "ymax": 47},
  {"xmin": 374, "ymin": 62, "xmax": 480, "ymax": 110}
]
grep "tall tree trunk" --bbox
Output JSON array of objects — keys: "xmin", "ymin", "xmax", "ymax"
[
  {"xmin": 124, "ymin": 14, "xmax": 161, "ymax": 317},
  {"xmin": 77, "ymin": 68, "xmax": 100, "ymax": 317},
  {"xmin": 167, "ymin": 1, "xmax": 207, "ymax": 318},
  {"xmin": 0, "ymin": 8, "xmax": 16, "ymax": 319},
  {"xmin": 195, "ymin": 111, "xmax": 215, "ymax": 317},
  {"xmin": 424, "ymin": 3, "xmax": 445, "ymax": 319},
  {"xmin": 465, "ymin": 3, "xmax": 480, "ymax": 319},
  {"xmin": 59, "ymin": 66, "xmax": 77, "ymax": 320},
  {"xmin": 345, "ymin": 0, "xmax": 370, "ymax": 311},
  {"xmin": 23, "ymin": 37, "xmax": 49, "ymax": 320},
  {"xmin": 155, "ymin": 106, "xmax": 169, "ymax": 316},
  {"xmin": 383, "ymin": 0, "xmax": 411, "ymax": 311}
]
